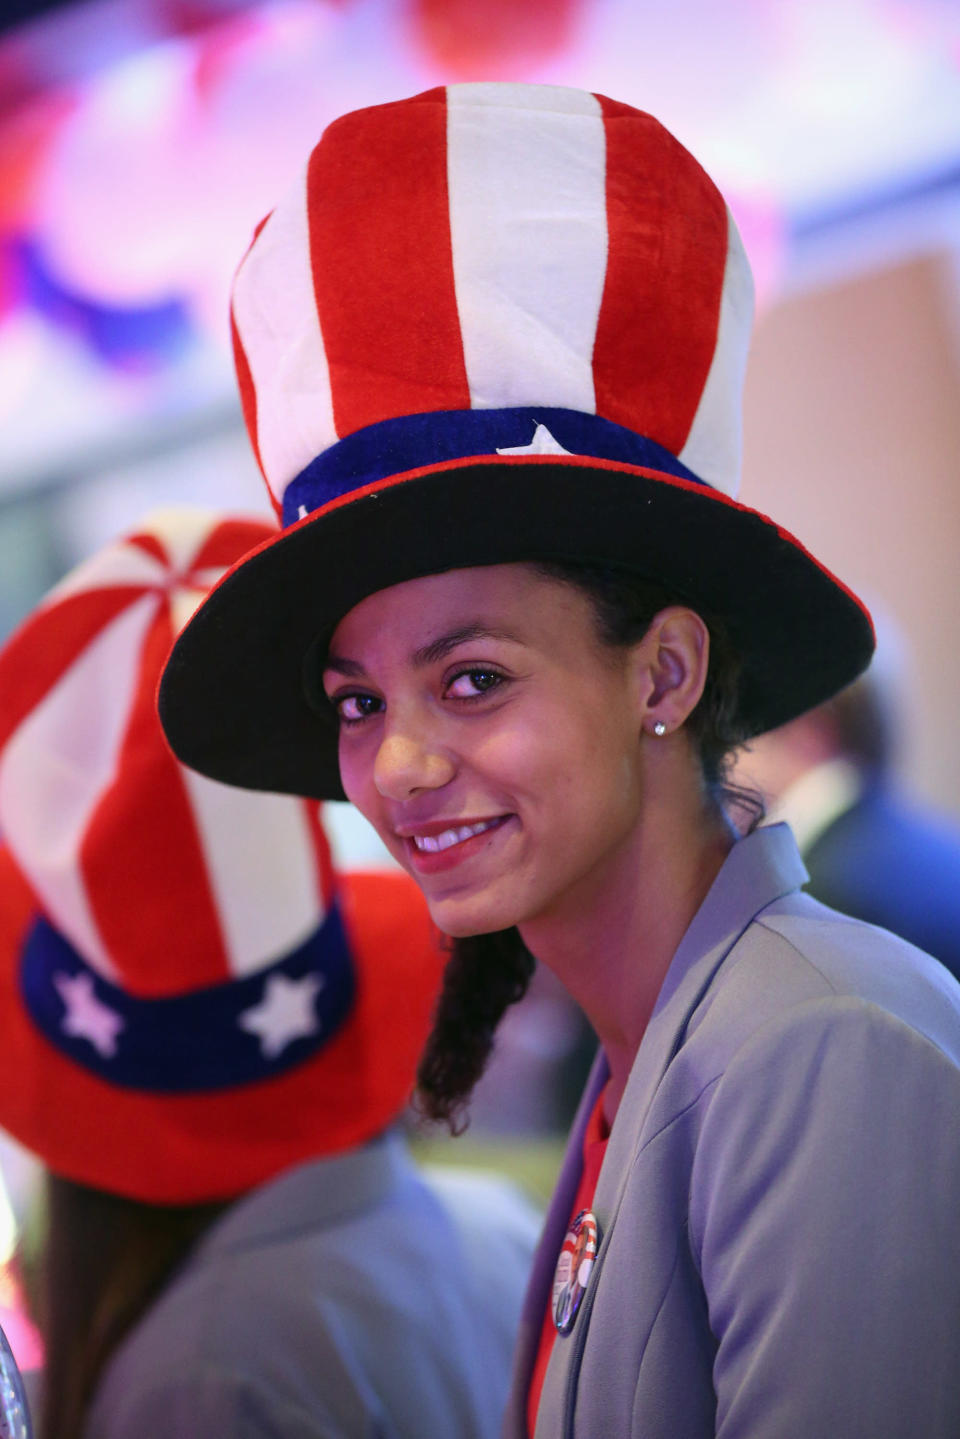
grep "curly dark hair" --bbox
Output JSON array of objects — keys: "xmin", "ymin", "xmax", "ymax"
[{"xmin": 415, "ymin": 560, "xmax": 761, "ymax": 1131}]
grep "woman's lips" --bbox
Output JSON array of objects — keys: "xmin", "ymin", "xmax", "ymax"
[{"xmin": 401, "ymin": 815, "xmax": 512, "ymax": 873}]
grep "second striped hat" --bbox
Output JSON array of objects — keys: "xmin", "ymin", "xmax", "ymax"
[{"xmin": 0, "ymin": 509, "xmax": 442, "ymax": 1201}]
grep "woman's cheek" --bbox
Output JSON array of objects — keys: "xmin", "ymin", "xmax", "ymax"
[{"xmin": 337, "ymin": 739, "xmax": 373, "ymax": 815}]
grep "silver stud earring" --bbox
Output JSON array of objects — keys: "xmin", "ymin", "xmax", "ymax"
[{"xmin": 653, "ymin": 721, "xmax": 667, "ymax": 737}]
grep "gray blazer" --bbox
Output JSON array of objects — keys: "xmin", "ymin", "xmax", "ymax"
[{"xmin": 507, "ymin": 824, "xmax": 960, "ymax": 1439}]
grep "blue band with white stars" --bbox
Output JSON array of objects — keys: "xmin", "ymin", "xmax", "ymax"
[
  {"xmin": 19, "ymin": 903, "xmax": 356, "ymax": 1093},
  {"xmin": 282, "ymin": 407, "xmax": 705, "ymax": 527}
]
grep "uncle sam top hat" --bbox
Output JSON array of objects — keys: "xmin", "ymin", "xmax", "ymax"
[
  {"xmin": 0, "ymin": 509, "xmax": 441, "ymax": 1203},
  {"xmin": 159, "ymin": 82, "xmax": 874, "ymax": 801}
]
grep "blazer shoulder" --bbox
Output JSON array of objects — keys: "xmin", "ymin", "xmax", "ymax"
[{"xmin": 680, "ymin": 895, "xmax": 960, "ymax": 1084}]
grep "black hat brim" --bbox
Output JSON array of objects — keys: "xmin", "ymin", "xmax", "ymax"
[{"xmin": 159, "ymin": 459, "xmax": 874, "ymax": 800}]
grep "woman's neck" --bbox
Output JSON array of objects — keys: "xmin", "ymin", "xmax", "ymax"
[{"xmin": 519, "ymin": 773, "xmax": 735, "ymax": 1125}]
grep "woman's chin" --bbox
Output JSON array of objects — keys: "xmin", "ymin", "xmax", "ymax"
[{"xmin": 425, "ymin": 887, "xmax": 524, "ymax": 940}]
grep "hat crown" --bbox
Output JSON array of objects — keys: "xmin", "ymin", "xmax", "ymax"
[
  {"xmin": 0, "ymin": 508, "xmax": 331, "ymax": 998},
  {"xmin": 231, "ymin": 82, "xmax": 754, "ymax": 523}
]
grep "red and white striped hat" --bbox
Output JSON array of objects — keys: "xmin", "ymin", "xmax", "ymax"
[
  {"xmin": 160, "ymin": 83, "xmax": 874, "ymax": 798},
  {"xmin": 0, "ymin": 510, "xmax": 442, "ymax": 1202}
]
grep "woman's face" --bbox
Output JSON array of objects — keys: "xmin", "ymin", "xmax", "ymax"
[{"xmin": 323, "ymin": 563, "xmax": 649, "ymax": 938}]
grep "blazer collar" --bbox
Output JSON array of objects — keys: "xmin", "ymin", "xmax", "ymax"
[
  {"xmin": 597, "ymin": 821, "xmax": 807, "ymax": 1212},
  {"xmin": 196, "ymin": 1129, "xmax": 411, "ymax": 1258},
  {"xmin": 522, "ymin": 823, "xmax": 807, "ymax": 1439}
]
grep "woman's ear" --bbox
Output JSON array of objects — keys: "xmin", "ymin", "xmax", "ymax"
[{"xmin": 630, "ymin": 607, "xmax": 710, "ymax": 739}]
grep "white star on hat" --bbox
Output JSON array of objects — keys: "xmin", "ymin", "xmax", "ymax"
[
  {"xmin": 238, "ymin": 973, "xmax": 326, "ymax": 1059},
  {"xmin": 496, "ymin": 423, "xmax": 573, "ymax": 457},
  {"xmin": 53, "ymin": 971, "xmax": 125, "ymax": 1059}
]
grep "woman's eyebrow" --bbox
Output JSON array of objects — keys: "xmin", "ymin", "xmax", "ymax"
[
  {"xmin": 322, "ymin": 653, "xmax": 365, "ymax": 678},
  {"xmin": 323, "ymin": 624, "xmax": 521, "ymax": 679},
  {"xmin": 411, "ymin": 625, "xmax": 521, "ymax": 666}
]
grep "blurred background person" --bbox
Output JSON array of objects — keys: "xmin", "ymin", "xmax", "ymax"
[
  {"xmin": 0, "ymin": 508, "xmax": 539, "ymax": 1439},
  {"xmin": 734, "ymin": 633, "xmax": 960, "ymax": 979}
]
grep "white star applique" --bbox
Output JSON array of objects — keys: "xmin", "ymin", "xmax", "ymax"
[
  {"xmin": 238, "ymin": 973, "xmax": 325, "ymax": 1059},
  {"xmin": 496, "ymin": 423, "xmax": 574, "ymax": 457},
  {"xmin": 53, "ymin": 971, "xmax": 125, "ymax": 1059}
]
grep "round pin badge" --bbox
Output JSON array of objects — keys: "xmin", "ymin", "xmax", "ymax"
[{"xmin": 552, "ymin": 1208, "xmax": 599, "ymax": 1334}]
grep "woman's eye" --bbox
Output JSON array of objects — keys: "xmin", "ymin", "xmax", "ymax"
[
  {"xmin": 446, "ymin": 669, "xmax": 504, "ymax": 699},
  {"xmin": 335, "ymin": 693, "xmax": 383, "ymax": 723}
]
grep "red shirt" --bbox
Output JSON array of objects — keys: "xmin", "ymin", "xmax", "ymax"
[{"xmin": 526, "ymin": 1090, "xmax": 610, "ymax": 1437}]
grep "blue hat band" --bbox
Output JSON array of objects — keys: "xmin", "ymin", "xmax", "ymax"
[
  {"xmin": 282, "ymin": 406, "xmax": 705, "ymax": 527},
  {"xmin": 20, "ymin": 903, "xmax": 356, "ymax": 1094}
]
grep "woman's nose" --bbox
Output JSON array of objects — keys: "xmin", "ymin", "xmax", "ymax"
[{"xmin": 373, "ymin": 729, "xmax": 456, "ymax": 800}]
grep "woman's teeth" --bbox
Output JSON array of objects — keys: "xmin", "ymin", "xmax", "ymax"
[{"xmin": 412, "ymin": 819, "xmax": 500, "ymax": 853}]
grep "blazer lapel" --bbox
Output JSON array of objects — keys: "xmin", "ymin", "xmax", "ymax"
[{"xmin": 503, "ymin": 1051, "xmax": 608, "ymax": 1439}]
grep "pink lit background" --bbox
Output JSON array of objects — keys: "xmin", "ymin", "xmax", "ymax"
[{"xmin": 2, "ymin": 0, "xmax": 959, "ymax": 829}]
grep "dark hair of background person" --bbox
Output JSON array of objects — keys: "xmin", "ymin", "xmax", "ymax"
[
  {"xmin": 415, "ymin": 561, "xmax": 763, "ymax": 1133},
  {"xmin": 825, "ymin": 666, "xmax": 897, "ymax": 779},
  {"xmin": 38, "ymin": 1173, "xmax": 228, "ymax": 1439}
]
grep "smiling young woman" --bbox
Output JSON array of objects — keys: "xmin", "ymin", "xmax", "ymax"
[
  {"xmin": 323, "ymin": 561, "xmax": 744, "ymax": 1128},
  {"xmin": 160, "ymin": 84, "xmax": 960, "ymax": 1439}
]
